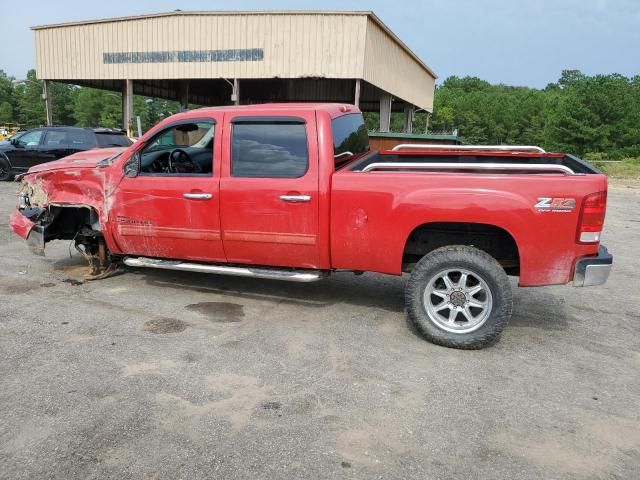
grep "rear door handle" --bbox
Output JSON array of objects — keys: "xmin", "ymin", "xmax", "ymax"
[
  {"xmin": 183, "ymin": 192, "xmax": 212, "ymax": 200},
  {"xmin": 279, "ymin": 194, "xmax": 311, "ymax": 203}
]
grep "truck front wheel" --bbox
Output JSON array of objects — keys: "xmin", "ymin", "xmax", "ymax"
[{"xmin": 405, "ymin": 245, "xmax": 512, "ymax": 349}]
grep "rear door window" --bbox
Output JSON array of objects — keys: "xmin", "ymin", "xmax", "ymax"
[
  {"xmin": 96, "ymin": 133, "xmax": 132, "ymax": 147},
  {"xmin": 231, "ymin": 120, "xmax": 308, "ymax": 178},
  {"xmin": 65, "ymin": 129, "xmax": 95, "ymax": 149},
  {"xmin": 43, "ymin": 130, "xmax": 67, "ymax": 147},
  {"xmin": 331, "ymin": 113, "xmax": 369, "ymax": 164}
]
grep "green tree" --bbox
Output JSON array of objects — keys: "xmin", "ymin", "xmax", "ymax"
[
  {"xmin": 0, "ymin": 102, "xmax": 13, "ymax": 123},
  {"xmin": 0, "ymin": 70, "xmax": 15, "ymax": 118},
  {"xmin": 14, "ymin": 70, "xmax": 46, "ymax": 128}
]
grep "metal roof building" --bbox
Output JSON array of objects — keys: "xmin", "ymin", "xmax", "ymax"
[{"xmin": 32, "ymin": 11, "xmax": 437, "ymax": 134}]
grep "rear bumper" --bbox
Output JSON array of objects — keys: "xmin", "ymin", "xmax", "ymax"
[{"xmin": 573, "ymin": 245, "xmax": 612, "ymax": 287}]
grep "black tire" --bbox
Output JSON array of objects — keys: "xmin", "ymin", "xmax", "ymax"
[
  {"xmin": 0, "ymin": 157, "xmax": 13, "ymax": 181},
  {"xmin": 405, "ymin": 245, "xmax": 512, "ymax": 349}
]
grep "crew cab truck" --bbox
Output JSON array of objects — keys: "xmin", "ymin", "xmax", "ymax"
[{"xmin": 9, "ymin": 103, "xmax": 612, "ymax": 349}]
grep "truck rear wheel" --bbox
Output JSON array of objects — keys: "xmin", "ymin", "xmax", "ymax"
[{"xmin": 405, "ymin": 245, "xmax": 512, "ymax": 349}]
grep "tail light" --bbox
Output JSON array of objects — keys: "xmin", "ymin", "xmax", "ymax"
[{"xmin": 577, "ymin": 191, "xmax": 607, "ymax": 243}]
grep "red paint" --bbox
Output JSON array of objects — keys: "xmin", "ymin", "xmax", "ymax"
[
  {"xmin": 9, "ymin": 211, "xmax": 34, "ymax": 240},
  {"xmin": 9, "ymin": 103, "xmax": 608, "ymax": 288}
]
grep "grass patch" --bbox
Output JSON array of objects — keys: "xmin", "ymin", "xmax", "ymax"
[{"xmin": 588, "ymin": 158, "xmax": 640, "ymax": 179}]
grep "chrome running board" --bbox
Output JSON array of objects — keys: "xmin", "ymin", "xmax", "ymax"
[{"xmin": 123, "ymin": 256, "xmax": 327, "ymax": 283}]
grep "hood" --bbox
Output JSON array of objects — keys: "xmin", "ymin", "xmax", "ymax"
[{"xmin": 26, "ymin": 147, "xmax": 127, "ymax": 175}]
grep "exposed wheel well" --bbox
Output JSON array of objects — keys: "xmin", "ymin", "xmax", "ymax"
[
  {"xmin": 44, "ymin": 205, "xmax": 101, "ymax": 241},
  {"xmin": 43, "ymin": 205, "xmax": 110, "ymax": 274},
  {"xmin": 402, "ymin": 222, "xmax": 520, "ymax": 275}
]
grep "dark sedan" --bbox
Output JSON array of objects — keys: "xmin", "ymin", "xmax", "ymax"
[{"xmin": 0, "ymin": 126, "xmax": 132, "ymax": 180}]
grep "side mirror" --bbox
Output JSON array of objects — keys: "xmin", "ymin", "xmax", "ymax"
[{"xmin": 123, "ymin": 153, "xmax": 140, "ymax": 178}]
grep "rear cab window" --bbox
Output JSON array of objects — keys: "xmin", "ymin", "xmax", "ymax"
[
  {"xmin": 231, "ymin": 117, "xmax": 308, "ymax": 178},
  {"xmin": 331, "ymin": 113, "xmax": 370, "ymax": 166}
]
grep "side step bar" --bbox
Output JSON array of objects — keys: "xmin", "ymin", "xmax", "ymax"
[{"xmin": 123, "ymin": 257, "xmax": 327, "ymax": 283}]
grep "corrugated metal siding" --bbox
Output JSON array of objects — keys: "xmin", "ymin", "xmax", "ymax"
[
  {"xmin": 34, "ymin": 13, "xmax": 367, "ymax": 81},
  {"xmin": 362, "ymin": 18, "xmax": 434, "ymax": 111},
  {"xmin": 33, "ymin": 12, "xmax": 435, "ymax": 111}
]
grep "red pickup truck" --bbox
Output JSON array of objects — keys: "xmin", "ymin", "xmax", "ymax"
[{"xmin": 9, "ymin": 103, "xmax": 612, "ymax": 349}]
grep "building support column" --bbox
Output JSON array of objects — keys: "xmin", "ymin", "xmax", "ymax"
[
  {"xmin": 379, "ymin": 93, "xmax": 392, "ymax": 133},
  {"xmin": 232, "ymin": 78, "xmax": 240, "ymax": 105},
  {"xmin": 403, "ymin": 104, "xmax": 415, "ymax": 134},
  {"xmin": 42, "ymin": 80, "xmax": 53, "ymax": 126},
  {"xmin": 122, "ymin": 80, "xmax": 133, "ymax": 137},
  {"xmin": 179, "ymin": 80, "xmax": 190, "ymax": 111},
  {"xmin": 425, "ymin": 112, "xmax": 432, "ymax": 133},
  {"xmin": 354, "ymin": 79, "xmax": 361, "ymax": 108}
]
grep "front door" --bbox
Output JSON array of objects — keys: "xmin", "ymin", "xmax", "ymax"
[
  {"xmin": 219, "ymin": 113, "xmax": 320, "ymax": 268},
  {"xmin": 9, "ymin": 129, "xmax": 45, "ymax": 170},
  {"xmin": 109, "ymin": 116, "xmax": 226, "ymax": 262}
]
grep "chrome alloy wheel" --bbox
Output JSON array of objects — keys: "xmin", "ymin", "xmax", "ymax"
[{"xmin": 423, "ymin": 268, "xmax": 493, "ymax": 334}]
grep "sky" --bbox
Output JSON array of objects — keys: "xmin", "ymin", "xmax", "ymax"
[{"xmin": 1, "ymin": 0, "xmax": 638, "ymax": 88}]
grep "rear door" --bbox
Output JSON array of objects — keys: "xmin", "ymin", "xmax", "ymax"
[
  {"xmin": 219, "ymin": 113, "xmax": 320, "ymax": 268},
  {"xmin": 39, "ymin": 129, "xmax": 76, "ymax": 163}
]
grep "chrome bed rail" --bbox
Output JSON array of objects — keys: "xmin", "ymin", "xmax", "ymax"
[
  {"xmin": 391, "ymin": 144, "xmax": 547, "ymax": 153},
  {"xmin": 361, "ymin": 162, "xmax": 576, "ymax": 175}
]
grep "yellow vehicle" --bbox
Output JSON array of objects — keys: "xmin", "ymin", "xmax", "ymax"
[{"xmin": 0, "ymin": 124, "xmax": 23, "ymax": 141}]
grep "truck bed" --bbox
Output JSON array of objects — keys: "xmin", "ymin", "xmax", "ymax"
[{"xmin": 331, "ymin": 146, "xmax": 607, "ymax": 285}]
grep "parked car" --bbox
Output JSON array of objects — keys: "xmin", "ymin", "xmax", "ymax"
[
  {"xmin": 9, "ymin": 103, "xmax": 612, "ymax": 349},
  {"xmin": 0, "ymin": 126, "xmax": 132, "ymax": 181}
]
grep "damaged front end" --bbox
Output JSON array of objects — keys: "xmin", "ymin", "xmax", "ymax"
[
  {"xmin": 10, "ymin": 179, "xmax": 111, "ymax": 276},
  {"xmin": 11, "ymin": 181, "xmax": 50, "ymax": 255}
]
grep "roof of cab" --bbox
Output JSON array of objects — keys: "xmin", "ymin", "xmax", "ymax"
[{"xmin": 189, "ymin": 103, "xmax": 360, "ymax": 119}]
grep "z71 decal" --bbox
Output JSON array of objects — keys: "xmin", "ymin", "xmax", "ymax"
[{"xmin": 534, "ymin": 197, "xmax": 576, "ymax": 212}]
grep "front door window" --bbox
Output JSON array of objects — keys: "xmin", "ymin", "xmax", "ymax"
[
  {"xmin": 16, "ymin": 130, "xmax": 43, "ymax": 147},
  {"xmin": 140, "ymin": 121, "xmax": 214, "ymax": 175}
]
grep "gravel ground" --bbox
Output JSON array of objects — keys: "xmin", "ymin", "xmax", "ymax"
[{"xmin": 0, "ymin": 181, "xmax": 638, "ymax": 480}]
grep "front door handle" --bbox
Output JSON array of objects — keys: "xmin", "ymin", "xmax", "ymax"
[
  {"xmin": 279, "ymin": 194, "xmax": 311, "ymax": 203},
  {"xmin": 183, "ymin": 192, "xmax": 212, "ymax": 200}
]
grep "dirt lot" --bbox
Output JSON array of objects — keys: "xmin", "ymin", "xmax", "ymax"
[{"xmin": 0, "ymin": 181, "xmax": 638, "ymax": 479}]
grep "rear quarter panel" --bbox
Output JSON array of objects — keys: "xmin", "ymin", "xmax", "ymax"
[{"xmin": 330, "ymin": 171, "xmax": 607, "ymax": 285}]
